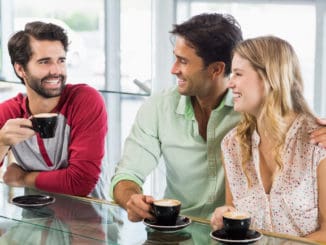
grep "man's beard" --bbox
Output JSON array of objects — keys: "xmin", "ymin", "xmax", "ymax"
[{"xmin": 25, "ymin": 73, "xmax": 66, "ymax": 98}]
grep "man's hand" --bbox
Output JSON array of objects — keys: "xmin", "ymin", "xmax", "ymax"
[
  {"xmin": 113, "ymin": 180, "xmax": 155, "ymax": 222},
  {"xmin": 3, "ymin": 163, "xmax": 38, "ymax": 188},
  {"xmin": 310, "ymin": 118, "xmax": 326, "ymax": 149},
  {"xmin": 3, "ymin": 164, "xmax": 27, "ymax": 187},
  {"xmin": 0, "ymin": 118, "xmax": 35, "ymax": 146},
  {"xmin": 126, "ymin": 194, "xmax": 155, "ymax": 222}
]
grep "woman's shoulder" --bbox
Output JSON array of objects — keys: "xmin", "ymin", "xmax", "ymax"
[
  {"xmin": 295, "ymin": 114, "xmax": 326, "ymax": 162},
  {"xmin": 221, "ymin": 127, "xmax": 238, "ymax": 149},
  {"xmin": 296, "ymin": 113, "xmax": 321, "ymax": 132}
]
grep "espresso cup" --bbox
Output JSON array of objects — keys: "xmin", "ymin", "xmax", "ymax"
[
  {"xmin": 31, "ymin": 113, "xmax": 58, "ymax": 138},
  {"xmin": 152, "ymin": 199, "xmax": 181, "ymax": 226},
  {"xmin": 223, "ymin": 211, "xmax": 251, "ymax": 239}
]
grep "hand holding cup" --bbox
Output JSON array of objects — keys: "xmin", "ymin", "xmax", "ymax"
[
  {"xmin": 222, "ymin": 211, "xmax": 251, "ymax": 239},
  {"xmin": 0, "ymin": 118, "xmax": 35, "ymax": 146},
  {"xmin": 211, "ymin": 205, "xmax": 236, "ymax": 231}
]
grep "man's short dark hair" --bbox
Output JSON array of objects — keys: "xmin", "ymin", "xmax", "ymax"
[
  {"xmin": 170, "ymin": 13, "xmax": 243, "ymax": 76},
  {"xmin": 8, "ymin": 21, "xmax": 69, "ymax": 83}
]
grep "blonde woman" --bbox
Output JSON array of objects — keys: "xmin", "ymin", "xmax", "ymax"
[{"xmin": 210, "ymin": 36, "xmax": 326, "ymax": 242}]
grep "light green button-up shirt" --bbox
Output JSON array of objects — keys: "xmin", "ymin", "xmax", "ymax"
[{"xmin": 110, "ymin": 86, "xmax": 240, "ymax": 219}]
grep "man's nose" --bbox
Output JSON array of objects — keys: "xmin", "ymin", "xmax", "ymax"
[
  {"xmin": 49, "ymin": 63, "xmax": 62, "ymax": 75},
  {"xmin": 171, "ymin": 62, "xmax": 179, "ymax": 75}
]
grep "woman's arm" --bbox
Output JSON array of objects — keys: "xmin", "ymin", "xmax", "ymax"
[
  {"xmin": 305, "ymin": 157, "xmax": 326, "ymax": 242},
  {"xmin": 225, "ymin": 163, "xmax": 234, "ymax": 206}
]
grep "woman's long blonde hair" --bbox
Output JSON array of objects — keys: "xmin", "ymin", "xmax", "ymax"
[{"xmin": 233, "ymin": 36, "xmax": 314, "ymax": 185}]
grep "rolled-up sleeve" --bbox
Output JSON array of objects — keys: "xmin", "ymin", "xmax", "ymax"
[{"xmin": 110, "ymin": 96, "xmax": 162, "ymax": 197}]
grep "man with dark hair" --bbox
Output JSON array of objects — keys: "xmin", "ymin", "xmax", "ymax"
[
  {"xmin": 0, "ymin": 21, "xmax": 108, "ymax": 199},
  {"xmin": 110, "ymin": 13, "xmax": 242, "ymax": 221},
  {"xmin": 110, "ymin": 13, "xmax": 326, "ymax": 222}
]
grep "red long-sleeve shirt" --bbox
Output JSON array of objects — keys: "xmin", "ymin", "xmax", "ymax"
[{"xmin": 0, "ymin": 84, "xmax": 108, "ymax": 198}]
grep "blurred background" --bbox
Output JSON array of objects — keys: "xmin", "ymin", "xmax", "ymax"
[{"xmin": 0, "ymin": 0, "xmax": 325, "ymax": 197}]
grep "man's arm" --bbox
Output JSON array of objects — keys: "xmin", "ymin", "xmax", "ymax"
[
  {"xmin": 113, "ymin": 180, "xmax": 142, "ymax": 209},
  {"xmin": 0, "ymin": 145, "xmax": 10, "ymax": 164},
  {"xmin": 113, "ymin": 180, "xmax": 155, "ymax": 222},
  {"xmin": 111, "ymin": 94, "xmax": 163, "ymax": 221},
  {"xmin": 0, "ymin": 118, "xmax": 35, "ymax": 163},
  {"xmin": 0, "ymin": 116, "xmax": 36, "ymax": 187},
  {"xmin": 2, "ymin": 151, "xmax": 37, "ymax": 187},
  {"xmin": 3, "ymin": 163, "xmax": 38, "ymax": 188},
  {"xmin": 310, "ymin": 118, "xmax": 326, "ymax": 149}
]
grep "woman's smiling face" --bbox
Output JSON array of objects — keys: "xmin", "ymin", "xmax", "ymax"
[{"xmin": 228, "ymin": 53, "xmax": 265, "ymax": 117}]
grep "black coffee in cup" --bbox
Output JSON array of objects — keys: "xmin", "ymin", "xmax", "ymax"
[
  {"xmin": 223, "ymin": 211, "xmax": 251, "ymax": 239},
  {"xmin": 152, "ymin": 199, "xmax": 181, "ymax": 226},
  {"xmin": 31, "ymin": 113, "xmax": 58, "ymax": 138}
]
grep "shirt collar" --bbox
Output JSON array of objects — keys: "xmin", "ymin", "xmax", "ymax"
[
  {"xmin": 176, "ymin": 95, "xmax": 194, "ymax": 120},
  {"xmin": 224, "ymin": 89, "xmax": 234, "ymax": 108},
  {"xmin": 175, "ymin": 89, "xmax": 234, "ymax": 120},
  {"xmin": 20, "ymin": 93, "xmax": 31, "ymax": 118}
]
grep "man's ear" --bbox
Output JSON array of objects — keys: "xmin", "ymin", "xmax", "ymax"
[
  {"xmin": 209, "ymin": 61, "xmax": 225, "ymax": 79},
  {"xmin": 14, "ymin": 63, "xmax": 26, "ymax": 79}
]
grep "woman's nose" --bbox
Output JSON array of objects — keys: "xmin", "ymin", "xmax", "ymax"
[{"xmin": 227, "ymin": 78, "xmax": 235, "ymax": 89}]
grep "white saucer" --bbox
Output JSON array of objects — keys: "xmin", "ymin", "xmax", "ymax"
[
  {"xmin": 143, "ymin": 216, "xmax": 191, "ymax": 232},
  {"xmin": 210, "ymin": 229, "xmax": 263, "ymax": 244}
]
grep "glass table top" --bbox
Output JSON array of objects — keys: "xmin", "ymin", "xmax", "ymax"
[{"xmin": 0, "ymin": 183, "xmax": 320, "ymax": 244}]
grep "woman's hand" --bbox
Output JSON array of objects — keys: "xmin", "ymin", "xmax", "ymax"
[{"xmin": 210, "ymin": 205, "xmax": 236, "ymax": 231}]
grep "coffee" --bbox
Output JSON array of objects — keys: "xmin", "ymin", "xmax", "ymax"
[
  {"xmin": 223, "ymin": 211, "xmax": 251, "ymax": 239},
  {"xmin": 31, "ymin": 113, "xmax": 58, "ymax": 138},
  {"xmin": 223, "ymin": 211, "xmax": 249, "ymax": 220},
  {"xmin": 32, "ymin": 113, "xmax": 56, "ymax": 118},
  {"xmin": 153, "ymin": 199, "xmax": 181, "ymax": 207},
  {"xmin": 152, "ymin": 199, "xmax": 181, "ymax": 226}
]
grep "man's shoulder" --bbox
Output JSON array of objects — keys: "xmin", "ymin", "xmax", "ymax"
[
  {"xmin": 62, "ymin": 84, "xmax": 103, "ymax": 104},
  {"xmin": 64, "ymin": 83, "xmax": 100, "ymax": 96},
  {"xmin": 133, "ymin": 86, "xmax": 182, "ymax": 123},
  {"xmin": 146, "ymin": 86, "xmax": 181, "ymax": 106},
  {"xmin": 0, "ymin": 93, "xmax": 26, "ymax": 118},
  {"xmin": 150, "ymin": 86, "xmax": 179, "ymax": 99},
  {"xmin": 58, "ymin": 84, "xmax": 106, "ymax": 118},
  {"xmin": 0, "ymin": 93, "xmax": 25, "ymax": 105}
]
